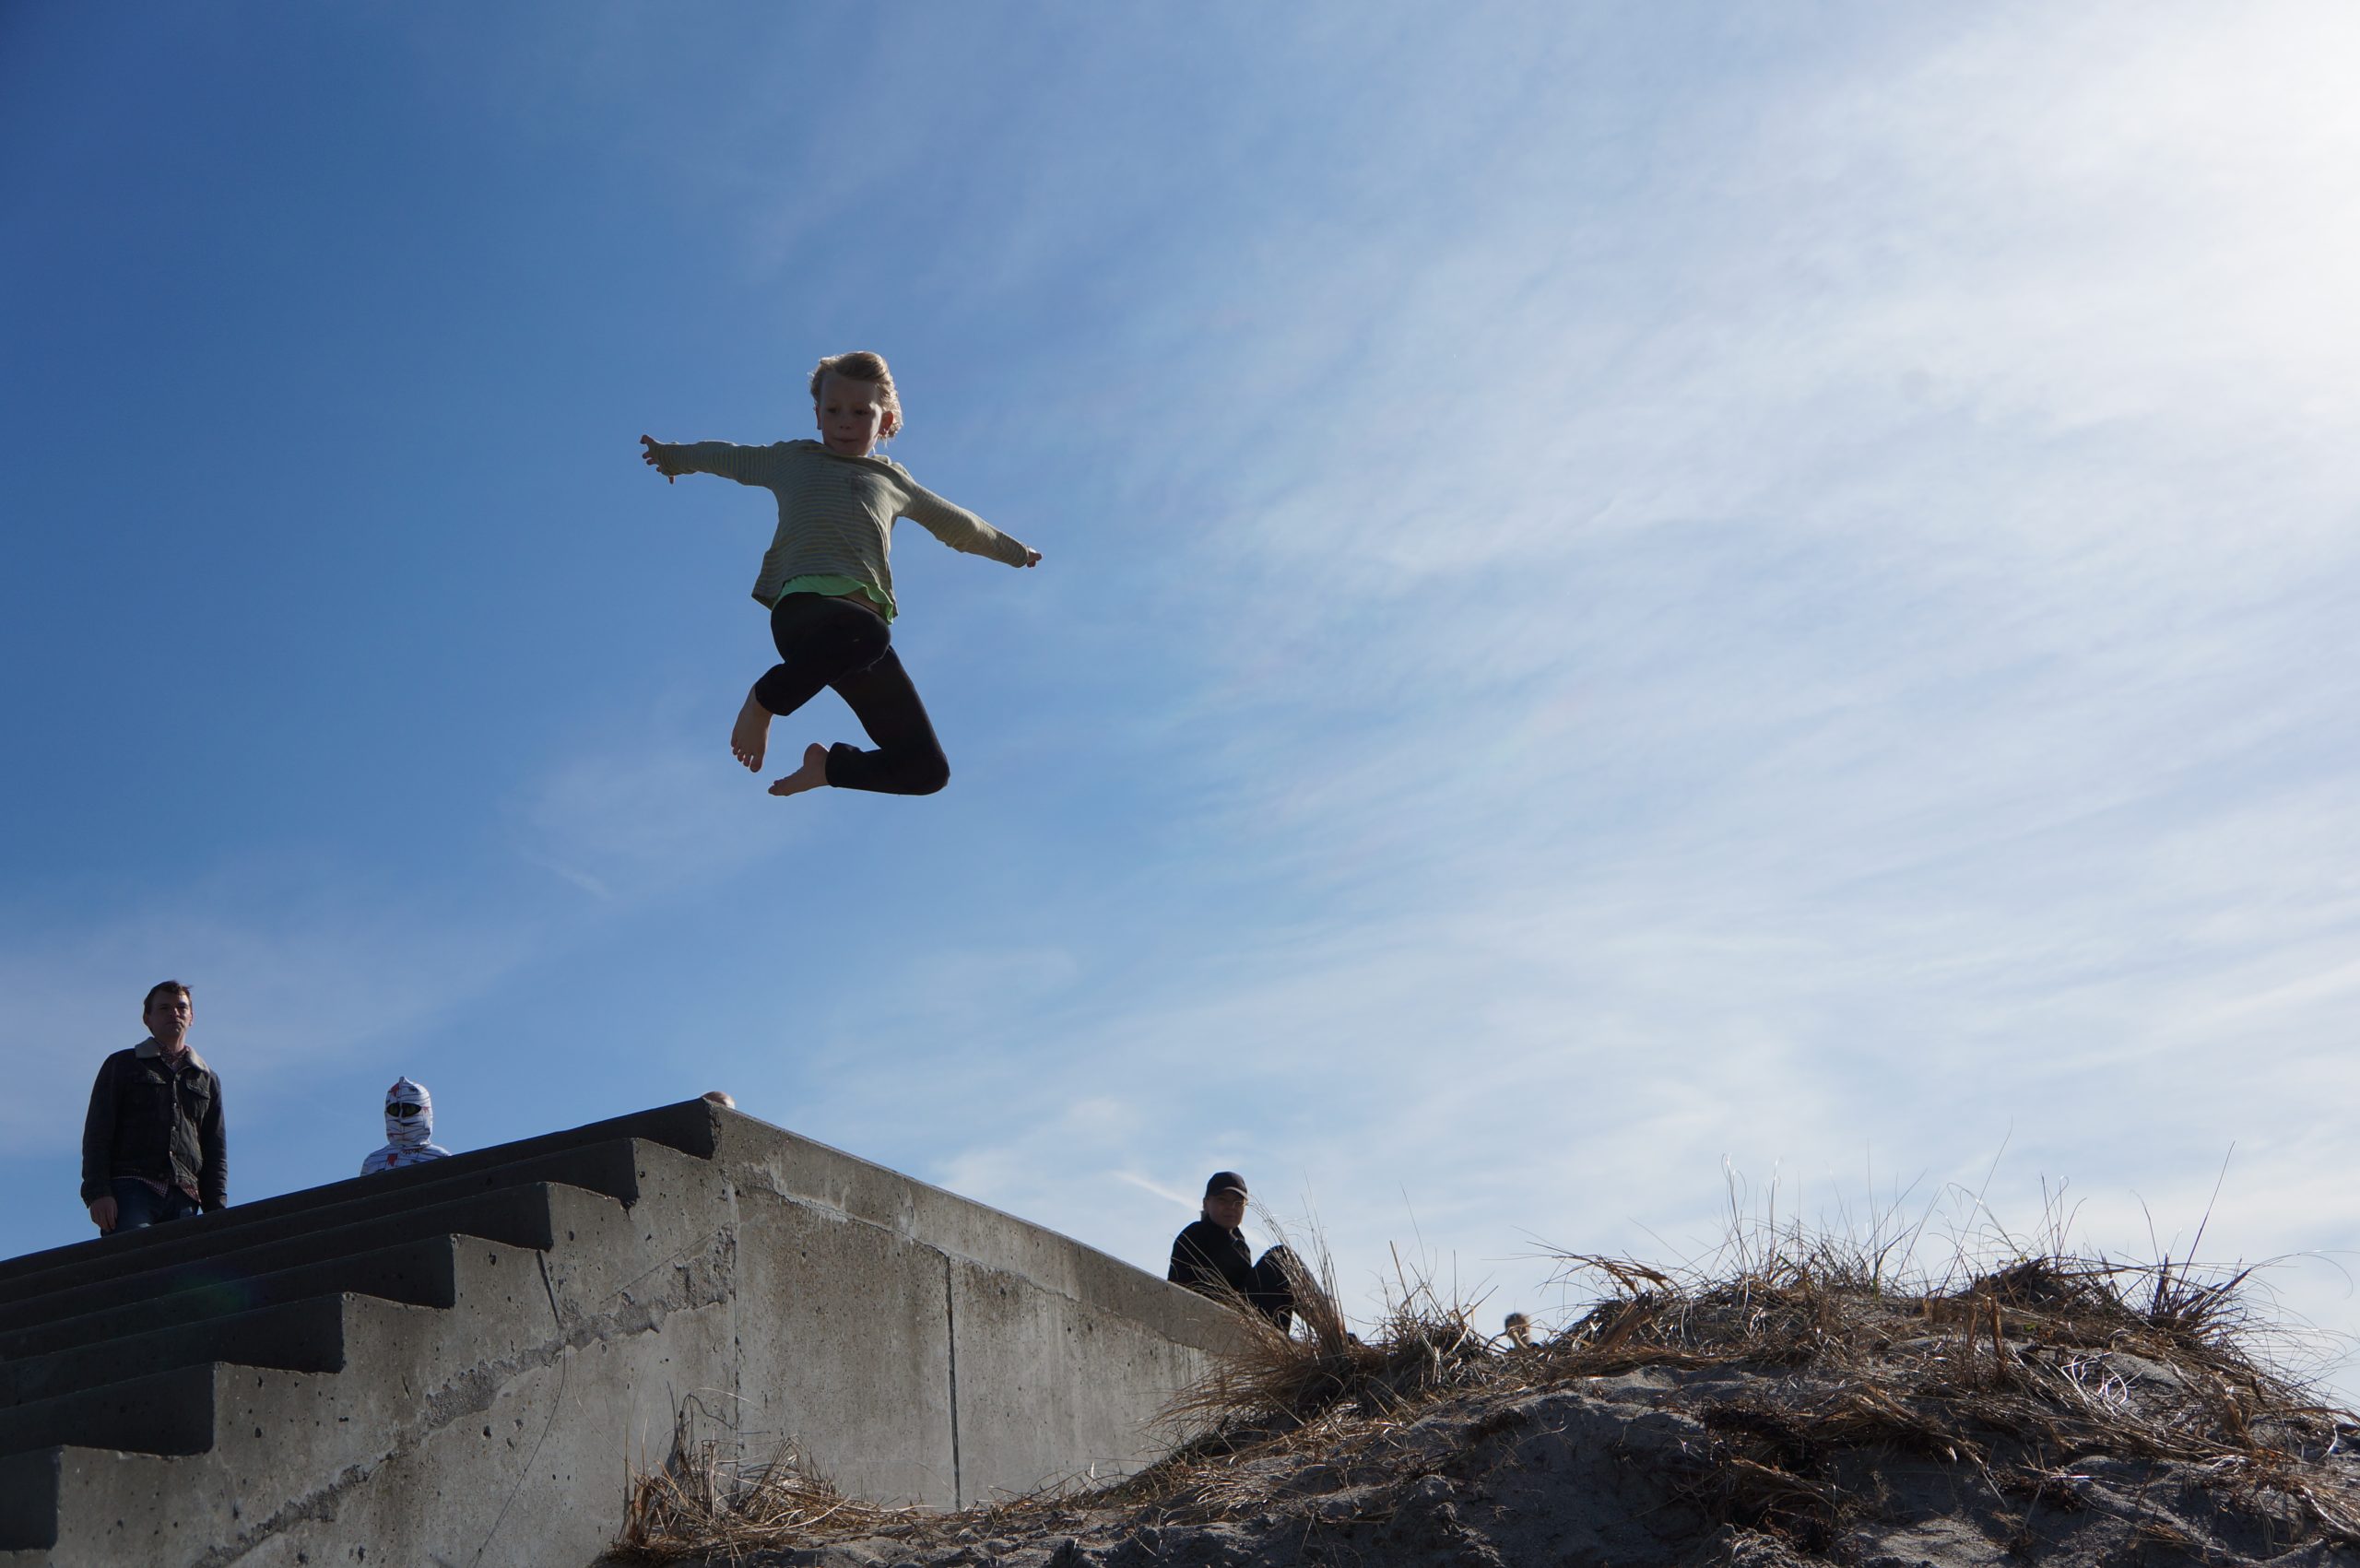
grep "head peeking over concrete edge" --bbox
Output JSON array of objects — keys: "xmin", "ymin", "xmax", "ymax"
[{"xmin": 361, "ymin": 1076, "xmax": 454, "ymax": 1175}]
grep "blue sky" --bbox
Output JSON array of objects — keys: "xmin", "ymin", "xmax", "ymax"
[{"xmin": 7, "ymin": 3, "xmax": 2360, "ymax": 1392}]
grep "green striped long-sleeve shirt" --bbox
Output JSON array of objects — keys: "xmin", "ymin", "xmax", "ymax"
[{"xmin": 670, "ymin": 438, "xmax": 1032, "ymax": 619}]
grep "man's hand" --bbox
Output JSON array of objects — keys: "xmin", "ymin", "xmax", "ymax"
[
  {"xmin": 1020, "ymin": 548, "xmax": 1043, "ymax": 568},
  {"xmin": 88, "ymin": 1196, "xmax": 117, "ymax": 1232},
  {"xmin": 641, "ymin": 434, "xmax": 681, "ymax": 483}
]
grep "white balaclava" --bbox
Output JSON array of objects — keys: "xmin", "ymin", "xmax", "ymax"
[{"xmin": 385, "ymin": 1077, "xmax": 434, "ymax": 1149}]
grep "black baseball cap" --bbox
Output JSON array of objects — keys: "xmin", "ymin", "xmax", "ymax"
[{"xmin": 1204, "ymin": 1171, "xmax": 1248, "ymax": 1197}]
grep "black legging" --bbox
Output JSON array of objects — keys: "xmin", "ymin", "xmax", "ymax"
[{"xmin": 752, "ymin": 593, "xmax": 950, "ymax": 796}]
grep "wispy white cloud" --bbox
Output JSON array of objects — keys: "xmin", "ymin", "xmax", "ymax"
[
  {"xmin": 507, "ymin": 688, "xmax": 828, "ymax": 902},
  {"xmin": 0, "ymin": 873, "xmax": 535, "ymax": 1155},
  {"xmin": 12, "ymin": 0, "xmax": 2360, "ymax": 1396},
  {"xmin": 787, "ymin": 3, "xmax": 2360, "ymax": 1382}
]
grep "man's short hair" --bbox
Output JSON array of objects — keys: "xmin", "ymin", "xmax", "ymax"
[{"xmin": 143, "ymin": 980, "xmax": 191, "ymax": 1013}]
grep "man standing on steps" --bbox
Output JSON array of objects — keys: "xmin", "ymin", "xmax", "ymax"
[{"xmin": 79, "ymin": 980, "xmax": 227, "ymax": 1233}]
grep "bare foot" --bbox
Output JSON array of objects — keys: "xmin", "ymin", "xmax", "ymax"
[
  {"xmin": 768, "ymin": 743, "xmax": 831, "ymax": 798},
  {"xmin": 730, "ymin": 687, "xmax": 772, "ymax": 772}
]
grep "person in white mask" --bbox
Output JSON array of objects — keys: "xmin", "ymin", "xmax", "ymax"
[{"xmin": 360, "ymin": 1077, "xmax": 452, "ymax": 1174}]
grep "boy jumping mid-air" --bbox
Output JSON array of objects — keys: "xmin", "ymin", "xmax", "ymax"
[{"xmin": 641, "ymin": 351, "xmax": 1040, "ymax": 798}]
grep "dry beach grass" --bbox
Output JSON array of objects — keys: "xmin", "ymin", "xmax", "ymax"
[{"xmin": 607, "ymin": 1200, "xmax": 2360, "ymax": 1567}]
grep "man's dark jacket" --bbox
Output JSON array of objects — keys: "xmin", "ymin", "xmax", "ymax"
[
  {"xmin": 80, "ymin": 1041, "xmax": 227, "ymax": 1210},
  {"xmin": 1169, "ymin": 1218, "xmax": 1257, "ymax": 1296},
  {"xmin": 1169, "ymin": 1218, "xmax": 1295, "ymax": 1326}
]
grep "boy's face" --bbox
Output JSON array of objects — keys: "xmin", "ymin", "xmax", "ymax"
[
  {"xmin": 815, "ymin": 373, "xmax": 895, "ymax": 457},
  {"xmin": 144, "ymin": 988, "xmax": 192, "ymax": 1046},
  {"xmin": 1203, "ymin": 1189, "xmax": 1248, "ymax": 1230}
]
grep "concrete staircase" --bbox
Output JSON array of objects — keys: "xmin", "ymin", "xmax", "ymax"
[{"xmin": 0, "ymin": 1102, "xmax": 1235, "ymax": 1567}]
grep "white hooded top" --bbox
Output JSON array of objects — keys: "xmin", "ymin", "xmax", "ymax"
[{"xmin": 360, "ymin": 1076, "xmax": 453, "ymax": 1174}]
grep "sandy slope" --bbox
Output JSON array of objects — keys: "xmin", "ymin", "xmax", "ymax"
[{"xmin": 609, "ymin": 1350, "xmax": 2360, "ymax": 1568}]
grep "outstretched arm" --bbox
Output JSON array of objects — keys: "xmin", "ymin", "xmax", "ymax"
[
  {"xmin": 642, "ymin": 435, "xmax": 773, "ymax": 487},
  {"xmin": 641, "ymin": 434, "xmax": 685, "ymax": 483},
  {"xmin": 903, "ymin": 484, "xmax": 1042, "ymax": 568}
]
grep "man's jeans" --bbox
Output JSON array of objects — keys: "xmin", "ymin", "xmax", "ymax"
[{"xmin": 110, "ymin": 1177, "xmax": 199, "ymax": 1232}]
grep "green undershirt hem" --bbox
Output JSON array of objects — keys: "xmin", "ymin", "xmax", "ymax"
[{"xmin": 773, "ymin": 574, "xmax": 897, "ymax": 621}]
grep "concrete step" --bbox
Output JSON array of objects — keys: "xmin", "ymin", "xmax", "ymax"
[
  {"xmin": 0, "ymin": 1181, "xmax": 560, "ymax": 1344},
  {"xmin": 0, "ymin": 1098, "xmax": 716, "ymax": 1302},
  {"xmin": 0, "ymin": 1293, "xmax": 360, "ymax": 1413},
  {"xmin": 0, "ymin": 1234, "xmax": 455, "ymax": 1363},
  {"xmin": 0, "ymin": 1161, "xmax": 687, "ymax": 1461},
  {"xmin": 0, "ymin": 1130, "xmax": 667, "ymax": 1312},
  {"xmin": 0, "ymin": 1363, "xmax": 216, "ymax": 1466},
  {"xmin": 0, "ymin": 1132, "xmax": 674, "ymax": 1337},
  {"xmin": 0, "ymin": 1447, "xmax": 62, "ymax": 1556},
  {"xmin": 0, "ymin": 1108, "xmax": 1238, "ymax": 1566},
  {"xmin": 0, "ymin": 1220, "xmax": 577, "ymax": 1468},
  {"xmin": 0, "ymin": 1190, "xmax": 702, "ymax": 1559}
]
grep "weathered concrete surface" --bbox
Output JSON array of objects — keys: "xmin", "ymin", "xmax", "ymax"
[{"xmin": 0, "ymin": 1103, "xmax": 1241, "ymax": 1566}]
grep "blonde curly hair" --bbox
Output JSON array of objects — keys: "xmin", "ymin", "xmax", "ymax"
[{"xmin": 808, "ymin": 350, "xmax": 903, "ymax": 439}]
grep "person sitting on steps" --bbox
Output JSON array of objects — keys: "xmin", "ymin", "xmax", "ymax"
[{"xmin": 1167, "ymin": 1170, "xmax": 1301, "ymax": 1330}]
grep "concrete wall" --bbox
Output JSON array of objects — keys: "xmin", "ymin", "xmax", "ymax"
[{"xmin": 0, "ymin": 1103, "xmax": 1242, "ymax": 1567}]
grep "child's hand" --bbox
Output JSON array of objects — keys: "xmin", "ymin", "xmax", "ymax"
[
  {"xmin": 641, "ymin": 434, "xmax": 680, "ymax": 483},
  {"xmin": 1021, "ymin": 548, "xmax": 1043, "ymax": 568}
]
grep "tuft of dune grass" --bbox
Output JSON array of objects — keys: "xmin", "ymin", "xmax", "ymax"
[
  {"xmin": 1523, "ymin": 1235, "xmax": 2360, "ymax": 1550},
  {"xmin": 612, "ymin": 1409, "xmax": 923, "ymax": 1562},
  {"xmin": 1149, "ymin": 1201, "xmax": 2360, "ymax": 1553},
  {"xmin": 608, "ymin": 1199, "xmax": 2360, "ymax": 1562}
]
